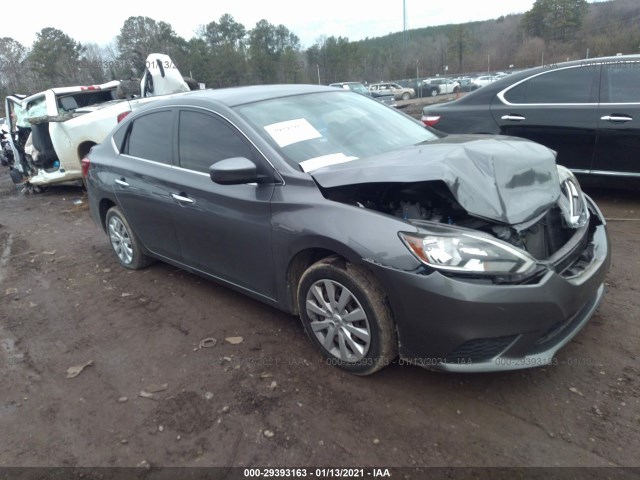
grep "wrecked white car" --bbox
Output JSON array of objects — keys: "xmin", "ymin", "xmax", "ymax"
[{"xmin": 3, "ymin": 54, "xmax": 194, "ymax": 191}]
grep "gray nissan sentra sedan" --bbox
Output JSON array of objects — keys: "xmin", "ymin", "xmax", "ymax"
[{"xmin": 84, "ymin": 84, "xmax": 610, "ymax": 375}]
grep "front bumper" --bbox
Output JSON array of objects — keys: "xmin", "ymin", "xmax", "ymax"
[{"xmin": 369, "ymin": 198, "xmax": 611, "ymax": 372}]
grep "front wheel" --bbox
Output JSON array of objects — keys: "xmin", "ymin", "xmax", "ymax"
[
  {"xmin": 105, "ymin": 206, "xmax": 154, "ymax": 270},
  {"xmin": 297, "ymin": 256, "xmax": 397, "ymax": 375}
]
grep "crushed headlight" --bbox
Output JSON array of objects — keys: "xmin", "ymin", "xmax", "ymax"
[
  {"xmin": 557, "ymin": 165, "xmax": 589, "ymax": 229},
  {"xmin": 399, "ymin": 231, "xmax": 537, "ymax": 275}
]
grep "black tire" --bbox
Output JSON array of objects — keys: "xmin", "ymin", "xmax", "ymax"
[
  {"xmin": 297, "ymin": 256, "xmax": 397, "ymax": 375},
  {"xmin": 105, "ymin": 206, "xmax": 154, "ymax": 270},
  {"xmin": 402, "ymin": 92, "xmax": 411, "ymax": 100}
]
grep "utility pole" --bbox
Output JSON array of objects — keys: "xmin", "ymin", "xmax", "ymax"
[
  {"xmin": 316, "ymin": 64, "xmax": 321, "ymax": 85},
  {"xmin": 402, "ymin": 0, "xmax": 407, "ymax": 78}
]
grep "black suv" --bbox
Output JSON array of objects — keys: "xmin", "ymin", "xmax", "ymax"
[{"xmin": 422, "ymin": 55, "xmax": 640, "ymax": 179}]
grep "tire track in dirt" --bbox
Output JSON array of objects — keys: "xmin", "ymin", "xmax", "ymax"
[{"xmin": 0, "ymin": 231, "xmax": 14, "ymax": 287}]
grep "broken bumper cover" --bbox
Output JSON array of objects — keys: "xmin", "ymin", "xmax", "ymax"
[
  {"xmin": 27, "ymin": 167, "xmax": 83, "ymax": 186},
  {"xmin": 369, "ymin": 197, "xmax": 611, "ymax": 372}
]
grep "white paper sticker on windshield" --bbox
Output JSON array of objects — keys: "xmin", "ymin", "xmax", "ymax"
[
  {"xmin": 264, "ymin": 118, "xmax": 322, "ymax": 148},
  {"xmin": 299, "ymin": 153, "xmax": 358, "ymax": 173}
]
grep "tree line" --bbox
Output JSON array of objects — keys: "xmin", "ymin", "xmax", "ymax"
[{"xmin": 1, "ymin": 0, "xmax": 639, "ymax": 103}]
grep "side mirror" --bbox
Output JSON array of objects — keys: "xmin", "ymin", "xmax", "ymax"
[{"xmin": 210, "ymin": 157, "xmax": 259, "ymax": 185}]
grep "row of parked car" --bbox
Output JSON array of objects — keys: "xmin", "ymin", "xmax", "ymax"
[
  {"xmin": 365, "ymin": 72, "xmax": 514, "ymax": 100},
  {"xmin": 368, "ymin": 78, "xmax": 458, "ymax": 99}
]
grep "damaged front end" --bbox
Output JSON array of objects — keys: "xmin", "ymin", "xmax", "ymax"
[
  {"xmin": 310, "ymin": 137, "xmax": 608, "ymax": 370},
  {"xmin": 312, "ymin": 138, "xmax": 598, "ymax": 285},
  {"xmin": 321, "ymin": 170, "xmax": 597, "ymax": 284}
]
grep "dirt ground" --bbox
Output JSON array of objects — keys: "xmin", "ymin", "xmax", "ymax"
[{"xmin": 0, "ymin": 164, "xmax": 639, "ymax": 473}]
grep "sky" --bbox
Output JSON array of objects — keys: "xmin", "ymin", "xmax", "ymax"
[{"xmin": 4, "ymin": 0, "xmax": 537, "ymax": 49}]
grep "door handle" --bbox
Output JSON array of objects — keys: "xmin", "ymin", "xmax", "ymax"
[
  {"xmin": 171, "ymin": 193, "xmax": 195, "ymax": 204},
  {"xmin": 501, "ymin": 114, "xmax": 526, "ymax": 121},
  {"xmin": 600, "ymin": 115, "xmax": 632, "ymax": 123},
  {"xmin": 114, "ymin": 178, "xmax": 129, "ymax": 187}
]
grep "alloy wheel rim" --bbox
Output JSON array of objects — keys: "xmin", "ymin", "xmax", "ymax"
[
  {"xmin": 108, "ymin": 216, "xmax": 133, "ymax": 264},
  {"xmin": 305, "ymin": 279, "xmax": 371, "ymax": 362}
]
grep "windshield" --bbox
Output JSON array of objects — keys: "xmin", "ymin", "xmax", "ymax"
[
  {"xmin": 235, "ymin": 91, "xmax": 438, "ymax": 172},
  {"xmin": 12, "ymin": 96, "xmax": 47, "ymax": 128}
]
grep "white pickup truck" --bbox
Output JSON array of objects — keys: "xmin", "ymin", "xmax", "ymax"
[{"xmin": 2, "ymin": 54, "xmax": 193, "ymax": 190}]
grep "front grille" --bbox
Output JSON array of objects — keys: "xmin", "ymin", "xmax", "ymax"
[{"xmin": 446, "ymin": 335, "xmax": 518, "ymax": 363}]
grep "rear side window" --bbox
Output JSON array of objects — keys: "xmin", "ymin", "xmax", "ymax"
[
  {"xmin": 504, "ymin": 66, "xmax": 598, "ymax": 104},
  {"xmin": 125, "ymin": 110, "xmax": 173, "ymax": 164},
  {"xmin": 112, "ymin": 124, "xmax": 127, "ymax": 152},
  {"xmin": 601, "ymin": 63, "xmax": 640, "ymax": 103},
  {"xmin": 178, "ymin": 110, "xmax": 254, "ymax": 174}
]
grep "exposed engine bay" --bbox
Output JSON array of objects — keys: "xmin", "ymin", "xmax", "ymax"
[{"xmin": 321, "ymin": 180, "xmax": 583, "ymax": 261}]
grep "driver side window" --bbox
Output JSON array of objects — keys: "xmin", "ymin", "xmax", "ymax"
[{"xmin": 178, "ymin": 109, "xmax": 272, "ymax": 179}]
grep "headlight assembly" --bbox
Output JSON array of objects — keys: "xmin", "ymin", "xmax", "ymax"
[{"xmin": 399, "ymin": 230, "xmax": 537, "ymax": 276}]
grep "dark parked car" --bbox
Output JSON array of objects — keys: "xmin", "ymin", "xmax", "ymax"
[
  {"xmin": 85, "ymin": 85, "xmax": 609, "ymax": 375},
  {"xmin": 454, "ymin": 77, "xmax": 479, "ymax": 92},
  {"xmin": 422, "ymin": 55, "xmax": 640, "ymax": 179}
]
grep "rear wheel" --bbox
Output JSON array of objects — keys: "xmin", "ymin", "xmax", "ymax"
[
  {"xmin": 297, "ymin": 256, "xmax": 397, "ymax": 375},
  {"xmin": 105, "ymin": 206, "xmax": 154, "ymax": 270},
  {"xmin": 402, "ymin": 92, "xmax": 411, "ymax": 100}
]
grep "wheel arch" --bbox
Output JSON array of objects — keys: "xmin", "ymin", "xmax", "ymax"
[
  {"xmin": 285, "ymin": 248, "xmax": 342, "ymax": 315},
  {"xmin": 282, "ymin": 234, "xmax": 388, "ymax": 315},
  {"xmin": 98, "ymin": 198, "xmax": 117, "ymax": 232},
  {"xmin": 77, "ymin": 141, "xmax": 97, "ymax": 163}
]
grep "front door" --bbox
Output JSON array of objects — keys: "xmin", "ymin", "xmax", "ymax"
[{"xmin": 169, "ymin": 108, "xmax": 278, "ymax": 299}]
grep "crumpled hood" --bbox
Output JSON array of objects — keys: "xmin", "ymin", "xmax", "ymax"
[{"xmin": 310, "ymin": 135, "xmax": 561, "ymax": 225}]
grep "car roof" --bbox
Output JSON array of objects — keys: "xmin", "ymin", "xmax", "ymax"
[
  {"xmin": 143, "ymin": 84, "xmax": 342, "ymax": 109},
  {"xmin": 450, "ymin": 54, "xmax": 640, "ymax": 106}
]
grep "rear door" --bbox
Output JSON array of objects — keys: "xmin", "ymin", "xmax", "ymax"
[
  {"xmin": 592, "ymin": 60, "xmax": 640, "ymax": 175},
  {"xmin": 491, "ymin": 64, "xmax": 600, "ymax": 172},
  {"xmin": 112, "ymin": 108, "xmax": 183, "ymax": 261}
]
